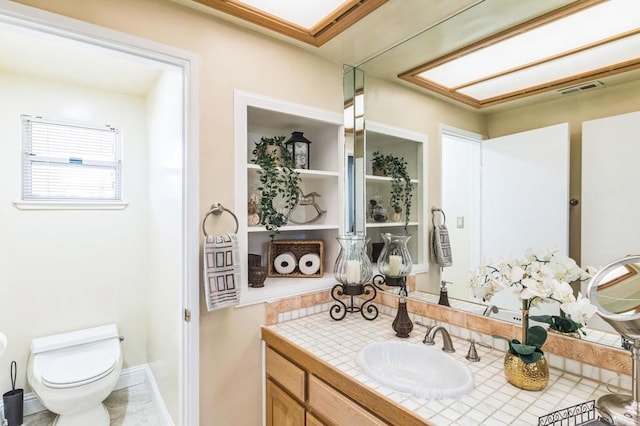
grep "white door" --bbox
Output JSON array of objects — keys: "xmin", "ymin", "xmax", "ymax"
[
  {"xmin": 582, "ymin": 111, "xmax": 640, "ymax": 271},
  {"xmin": 481, "ymin": 123, "xmax": 570, "ymax": 312}
]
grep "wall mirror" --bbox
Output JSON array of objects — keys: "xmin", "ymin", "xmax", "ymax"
[{"xmin": 343, "ymin": 0, "xmax": 640, "ymax": 351}]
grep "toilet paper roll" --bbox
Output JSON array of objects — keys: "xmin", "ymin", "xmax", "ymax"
[
  {"xmin": 274, "ymin": 252, "xmax": 296, "ymax": 275},
  {"xmin": 298, "ymin": 253, "xmax": 321, "ymax": 275}
]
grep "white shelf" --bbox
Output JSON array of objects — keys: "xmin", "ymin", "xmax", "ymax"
[
  {"xmin": 238, "ymin": 273, "xmax": 337, "ymax": 306},
  {"xmin": 247, "ymin": 224, "xmax": 340, "ymax": 233},
  {"xmin": 248, "ymin": 163, "xmax": 339, "ymax": 179},
  {"xmin": 365, "ymin": 174, "xmax": 419, "ymax": 184},
  {"xmin": 365, "ymin": 221, "xmax": 419, "ymax": 228}
]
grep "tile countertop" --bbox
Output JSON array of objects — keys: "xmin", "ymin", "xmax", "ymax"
[{"xmin": 266, "ymin": 312, "xmax": 610, "ymax": 425}]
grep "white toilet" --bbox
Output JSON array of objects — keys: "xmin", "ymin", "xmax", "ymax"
[{"xmin": 27, "ymin": 324, "xmax": 123, "ymax": 426}]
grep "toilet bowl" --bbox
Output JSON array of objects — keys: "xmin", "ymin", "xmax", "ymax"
[{"xmin": 27, "ymin": 324, "xmax": 123, "ymax": 426}]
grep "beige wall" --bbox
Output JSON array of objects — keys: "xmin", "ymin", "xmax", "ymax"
[
  {"xmin": 486, "ymin": 79, "xmax": 640, "ymax": 264},
  {"xmin": 0, "ymin": 70, "xmax": 150, "ymax": 390},
  {"xmin": 13, "ymin": 0, "xmax": 343, "ymax": 424},
  {"xmin": 365, "ymin": 76, "xmax": 487, "ymax": 292}
]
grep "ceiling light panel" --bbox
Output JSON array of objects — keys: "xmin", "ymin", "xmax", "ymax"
[
  {"xmin": 418, "ymin": 0, "xmax": 640, "ymax": 88},
  {"xmin": 238, "ymin": 0, "xmax": 348, "ymax": 29},
  {"xmin": 459, "ymin": 33, "xmax": 640, "ymax": 100}
]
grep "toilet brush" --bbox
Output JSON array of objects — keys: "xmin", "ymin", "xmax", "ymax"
[{"xmin": 2, "ymin": 361, "xmax": 23, "ymax": 426}]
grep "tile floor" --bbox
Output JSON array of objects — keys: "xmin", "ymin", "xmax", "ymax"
[{"xmin": 23, "ymin": 383, "xmax": 161, "ymax": 426}]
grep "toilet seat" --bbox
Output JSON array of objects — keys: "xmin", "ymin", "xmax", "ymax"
[{"xmin": 41, "ymin": 348, "xmax": 116, "ymax": 389}]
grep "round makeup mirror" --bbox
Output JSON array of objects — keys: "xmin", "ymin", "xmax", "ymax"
[{"xmin": 588, "ymin": 255, "xmax": 640, "ymax": 425}]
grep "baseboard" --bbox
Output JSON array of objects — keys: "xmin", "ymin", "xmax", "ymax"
[
  {"xmin": 0, "ymin": 364, "xmax": 172, "ymax": 425},
  {"xmin": 143, "ymin": 365, "xmax": 174, "ymax": 425}
]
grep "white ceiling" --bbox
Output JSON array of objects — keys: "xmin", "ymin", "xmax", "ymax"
[
  {"xmin": 4, "ymin": 1, "xmax": 637, "ymax": 111},
  {"xmin": 173, "ymin": 0, "xmax": 640, "ymax": 112},
  {"xmin": 0, "ymin": 23, "xmax": 163, "ymax": 97}
]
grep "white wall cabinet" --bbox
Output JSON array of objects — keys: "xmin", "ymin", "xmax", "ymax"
[
  {"xmin": 234, "ymin": 91, "xmax": 344, "ymax": 305},
  {"xmin": 363, "ymin": 121, "xmax": 428, "ymax": 272}
]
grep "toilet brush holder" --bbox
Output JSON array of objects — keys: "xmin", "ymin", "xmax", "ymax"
[{"xmin": 2, "ymin": 362, "xmax": 23, "ymax": 426}]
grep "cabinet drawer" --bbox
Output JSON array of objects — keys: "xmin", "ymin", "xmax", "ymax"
[
  {"xmin": 308, "ymin": 375, "xmax": 387, "ymax": 426},
  {"xmin": 266, "ymin": 347, "xmax": 305, "ymax": 402}
]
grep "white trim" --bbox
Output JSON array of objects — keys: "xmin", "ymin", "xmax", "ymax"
[
  {"xmin": 143, "ymin": 365, "xmax": 175, "ymax": 426},
  {"xmin": 0, "ymin": 3, "xmax": 200, "ymax": 425},
  {"xmin": 0, "ymin": 365, "xmax": 172, "ymax": 425},
  {"xmin": 14, "ymin": 201, "xmax": 129, "ymax": 210},
  {"xmin": 439, "ymin": 123, "xmax": 486, "ymax": 142}
]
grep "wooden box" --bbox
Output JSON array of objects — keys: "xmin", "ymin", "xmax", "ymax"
[{"xmin": 268, "ymin": 240, "xmax": 324, "ymax": 278}]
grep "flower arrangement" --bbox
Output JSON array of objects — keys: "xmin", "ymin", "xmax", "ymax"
[{"xmin": 470, "ymin": 248, "xmax": 596, "ymax": 362}]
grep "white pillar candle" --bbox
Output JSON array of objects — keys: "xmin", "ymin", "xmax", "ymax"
[
  {"xmin": 345, "ymin": 260, "xmax": 361, "ymax": 284},
  {"xmin": 387, "ymin": 255, "xmax": 403, "ymax": 277}
]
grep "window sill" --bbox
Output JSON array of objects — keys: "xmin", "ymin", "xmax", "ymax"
[{"xmin": 14, "ymin": 201, "xmax": 129, "ymax": 210}]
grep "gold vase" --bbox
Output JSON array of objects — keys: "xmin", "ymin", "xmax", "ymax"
[{"xmin": 504, "ymin": 352, "xmax": 549, "ymax": 391}]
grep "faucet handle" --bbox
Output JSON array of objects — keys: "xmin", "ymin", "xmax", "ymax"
[
  {"xmin": 466, "ymin": 340, "xmax": 480, "ymax": 362},
  {"xmin": 465, "ymin": 339, "xmax": 491, "ymax": 362},
  {"xmin": 415, "ymin": 321, "xmax": 434, "ymax": 342},
  {"xmin": 469, "ymin": 338, "xmax": 492, "ymax": 349}
]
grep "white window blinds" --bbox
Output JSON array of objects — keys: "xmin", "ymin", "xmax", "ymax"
[{"xmin": 22, "ymin": 115, "xmax": 122, "ymax": 201}]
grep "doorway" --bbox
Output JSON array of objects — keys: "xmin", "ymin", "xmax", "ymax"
[
  {"xmin": 0, "ymin": 3, "xmax": 199, "ymax": 424},
  {"xmin": 440, "ymin": 127, "xmax": 482, "ymax": 301}
]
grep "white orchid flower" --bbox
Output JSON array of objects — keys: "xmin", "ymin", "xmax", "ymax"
[
  {"xmin": 561, "ymin": 293, "xmax": 597, "ymax": 324},
  {"xmin": 520, "ymin": 277, "xmax": 554, "ymax": 300},
  {"xmin": 551, "ymin": 280, "xmax": 576, "ymax": 304}
]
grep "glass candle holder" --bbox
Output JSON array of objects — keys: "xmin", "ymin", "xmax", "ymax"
[
  {"xmin": 377, "ymin": 233, "xmax": 412, "ymax": 285},
  {"xmin": 334, "ymin": 234, "xmax": 373, "ymax": 287}
]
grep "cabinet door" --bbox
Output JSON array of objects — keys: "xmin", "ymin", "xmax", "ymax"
[
  {"xmin": 266, "ymin": 379, "xmax": 305, "ymax": 426},
  {"xmin": 306, "ymin": 412, "xmax": 326, "ymax": 426}
]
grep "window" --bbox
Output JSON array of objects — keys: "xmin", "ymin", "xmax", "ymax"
[{"xmin": 22, "ymin": 115, "xmax": 122, "ymax": 202}]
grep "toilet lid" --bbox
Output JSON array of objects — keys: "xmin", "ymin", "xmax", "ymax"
[{"xmin": 41, "ymin": 348, "xmax": 116, "ymax": 389}]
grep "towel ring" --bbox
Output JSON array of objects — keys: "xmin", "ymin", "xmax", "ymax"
[
  {"xmin": 202, "ymin": 203, "xmax": 239, "ymax": 236},
  {"xmin": 431, "ymin": 207, "xmax": 446, "ymax": 227}
]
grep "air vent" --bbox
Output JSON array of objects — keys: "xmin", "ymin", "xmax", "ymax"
[{"xmin": 558, "ymin": 81, "xmax": 604, "ymax": 95}]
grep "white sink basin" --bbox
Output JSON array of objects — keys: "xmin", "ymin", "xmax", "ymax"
[{"xmin": 356, "ymin": 340, "xmax": 474, "ymax": 400}]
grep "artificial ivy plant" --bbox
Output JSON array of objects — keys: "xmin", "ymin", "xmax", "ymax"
[
  {"xmin": 252, "ymin": 136, "xmax": 301, "ymax": 237},
  {"xmin": 371, "ymin": 150, "xmax": 413, "ymax": 229}
]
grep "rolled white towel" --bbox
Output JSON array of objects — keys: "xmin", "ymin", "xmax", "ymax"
[
  {"xmin": 274, "ymin": 252, "xmax": 296, "ymax": 274},
  {"xmin": 299, "ymin": 253, "xmax": 321, "ymax": 275}
]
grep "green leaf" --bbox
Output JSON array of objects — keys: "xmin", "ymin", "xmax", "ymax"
[
  {"xmin": 511, "ymin": 343, "xmax": 536, "ymax": 355},
  {"xmin": 520, "ymin": 351, "xmax": 542, "ymax": 364},
  {"xmin": 526, "ymin": 326, "xmax": 547, "ymax": 349},
  {"xmin": 529, "ymin": 315, "xmax": 553, "ymax": 324}
]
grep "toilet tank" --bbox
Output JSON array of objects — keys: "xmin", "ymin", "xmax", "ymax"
[{"xmin": 31, "ymin": 324, "xmax": 119, "ymax": 354}]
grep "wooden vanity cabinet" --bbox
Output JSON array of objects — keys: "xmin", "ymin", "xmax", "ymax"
[
  {"xmin": 266, "ymin": 379, "xmax": 305, "ymax": 426},
  {"xmin": 263, "ymin": 328, "xmax": 430, "ymax": 426}
]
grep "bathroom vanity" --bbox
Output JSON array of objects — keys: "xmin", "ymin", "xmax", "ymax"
[{"xmin": 262, "ymin": 313, "xmax": 611, "ymax": 425}]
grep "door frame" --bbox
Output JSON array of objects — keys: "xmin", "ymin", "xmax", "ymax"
[{"xmin": 0, "ymin": 2, "xmax": 200, "ymax": 424}]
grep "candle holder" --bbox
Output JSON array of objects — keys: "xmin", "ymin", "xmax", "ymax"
[
  {"xmin": 330, "ymin": 234, "xmax": 377, "ymax": 321},
  {"xmin": 372, "ymin": 233, "xmax": 413, "ymax": 337}
]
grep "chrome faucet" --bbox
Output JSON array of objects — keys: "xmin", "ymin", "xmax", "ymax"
[
  {"xmin": 423, "ymin": 325, "xmax": 455, "ymax": 353},
  {"xmin": 482, "ymin": 305, "xmax": 499, "ymax": 317}
]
